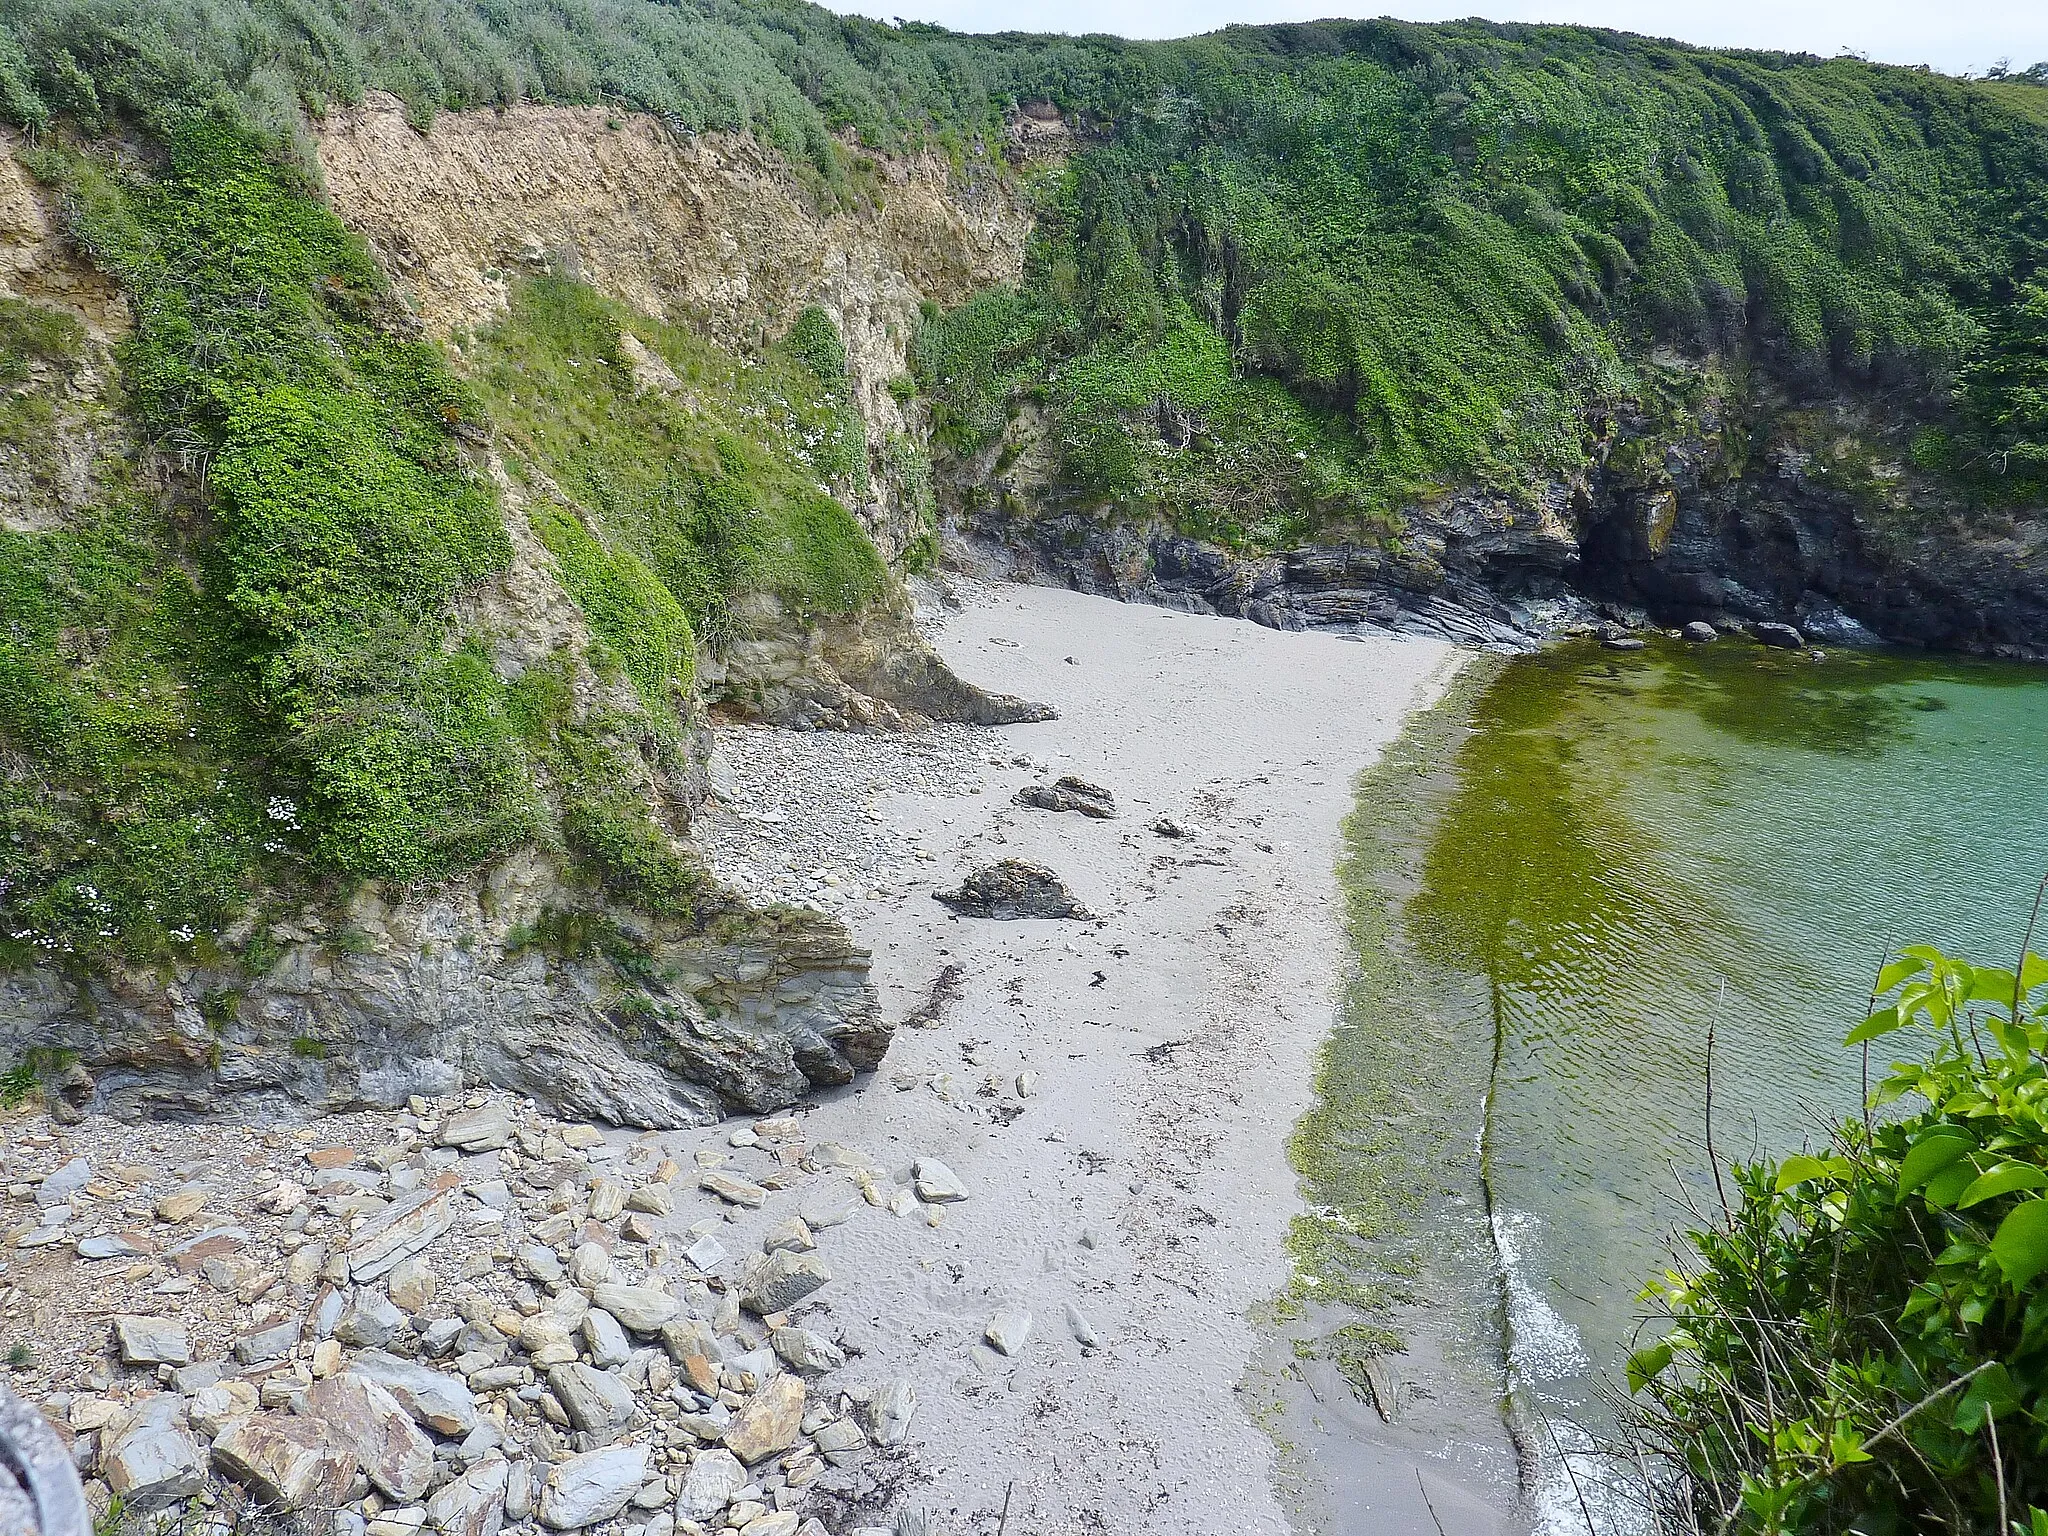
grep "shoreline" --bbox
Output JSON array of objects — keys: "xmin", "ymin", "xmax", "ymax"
[{"xmin": 698, "ymin": 579, "xmax": 1486, "ymax": 1532}]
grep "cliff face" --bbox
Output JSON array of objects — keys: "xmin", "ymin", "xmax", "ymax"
[
  {"xmin": 0, "ymin": 108, "xmax": 1043, "ymax": 1127},
  {"xmin": 315, "ymin": 93, "xmax": 1035, "ymax": 561},
  {"xmin": 940, "ymin": 358, "xmax": 2048, "ymax": 658}
]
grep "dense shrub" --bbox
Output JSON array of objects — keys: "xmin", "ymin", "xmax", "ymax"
[{"xmin": 1633, "ymin": 941, "xmax": 2048, "ymax": 1534}]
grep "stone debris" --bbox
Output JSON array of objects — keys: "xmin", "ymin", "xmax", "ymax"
[
  {"xmin": 983, "ymin": 1308, "xmax": 1032, "ymax": 1358},
  {"xmin": 2, "ymin": 1089, "xmax": 980, "ymax": 1536},
  {"xmin": 934, "ymin": 859, "xmax": 1092, "ymax": 920},
  {"xmin": 1755, "ymin": 620, "xmax": 1805, "ymax": 648},
  {"xmin": 910, "ymin": 1158, "xmax": 970, "ymax": 1204},
  {"xmin": 114, "ymin": 1314, "xmax": 191, "ymax": 1367},
  {"xmin": 1014, "ymin": 774, "xmax": 1116, "ymax": 819}
]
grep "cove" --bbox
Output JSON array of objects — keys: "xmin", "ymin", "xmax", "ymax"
[{"xmin": 1297, "ymin": 636, "xmax": 2048, "ymax": 1530}]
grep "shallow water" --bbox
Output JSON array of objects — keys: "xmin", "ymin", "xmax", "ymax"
[{"xmin": 1403, "ymin": 638, "xmax": 2048, "ymax": 1527}]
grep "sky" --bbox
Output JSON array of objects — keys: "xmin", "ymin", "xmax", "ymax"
[{"xmin": 826, "ymin": 1, "xmax": 2048, "ymax": 78}]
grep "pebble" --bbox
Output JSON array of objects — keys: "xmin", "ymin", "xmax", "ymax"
[{"xmin": 984, "ymin": 1307, "xmax": 1033, "ymax": 1357}]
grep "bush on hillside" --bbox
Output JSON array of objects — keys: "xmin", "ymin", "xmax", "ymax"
[{"xmin": 1631, "ymin": 940, "xmax": 2048, "ymax": 1534}]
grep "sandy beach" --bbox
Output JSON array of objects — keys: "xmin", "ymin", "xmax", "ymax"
[{"xmin": 696, "ymin": 581, "xmax": 1475, "ymax": 1532}]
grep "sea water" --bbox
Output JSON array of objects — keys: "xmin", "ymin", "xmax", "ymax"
[{"xmin": 1401, "ymin": 638, "xmax": 2048, "ymax": 1530}]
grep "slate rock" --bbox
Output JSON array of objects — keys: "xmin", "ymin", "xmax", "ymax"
[
  {"xmin": 676, "ymin": 1447, "xmax": 747, "ymax": 1520},
  {"xmin": 336, "ymin": 1290, "xmax": 408, "ymax": 1349},
  {"xmin": 212, "ymin": 1413, "xmax": 355, "ymax": 1511},
  {"xmin": 234, "ymin": 1318, "xmax": 303, "ymax": 1364},
  {"xmin": 301, "ymin": 1372, "xmax": 435, "ymax": 1502},
  {"xmin": 588, "ymin": 1283, "xmax": 678, "ymax": 1333},
  {"xmin": 737, "ymin": 1251, "xmax": 830, "ymax": 1316},
  {"xmin": 1755, "ymin": 620, "xmax": 1805, "ymax": 649},
  {"xmin": 1014, "ymin": 775, "xmax": 1116, "ymax": 819},
  {"xmin": 539, "ymin": 1444, "xmax": 649, "ymax": 1530},
  {"xmin": 723, "ymin": 1373, "xmax": 805, "ymax": 1464},
  {"xmin": 113, "ymin": 1315, "xmax": 190, "ymax": 1367},
  {"xmin": 346, "ymin": 1174, "xmax": 458, "ymax": 1282},
  {"xmin": 547, "ymin": 1363, "xmax": 636, "ymax": 1436},
  {"xmin": 437, "ymin": 1102, "xmax": 515, "ymax": 1152},
  {"xmin": 101, "ymin": 1396, "xmax": 206, "ymax": 1507},
  {"xmin": 769, "ymin": 1328, "xmax": 844, "ymax": 1375},
  {"xmin": 984, "ymin": 1307, "xmax": 1032, "ymax": 1357},
  {"xmin": 77, "ymin": 1231, "xmax": 151, "ymax": 1260},
  {"xmin": 349, "ymin": 1351, "xmax": 479, "ymax": 1436},
  {"xmin": 427, "ymin": 1458, "xmax": 511, "ymax": 1536},
  {"xmin": 866, "ymin": 1379, "xmax": 916, "ymax": 1447},
  {"xmin": 698, "ymin": 1170, "xmax": 767, "ymax": 1209},
  {"xmin": 583, "ymin": 1308, "xmax": 631, "ymax": 1368},
  {"xmin": 934, "ymin": 860, "xmax": 1090, "ymax": 920},
  {"xmin": 911, "ymin": 1158, "xmax": 970, "ymax": 1204}
]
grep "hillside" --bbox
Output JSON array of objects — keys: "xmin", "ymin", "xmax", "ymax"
[{"xmin": 1, "ymin": 1, "xmax": 2046, "ymax": 1121}]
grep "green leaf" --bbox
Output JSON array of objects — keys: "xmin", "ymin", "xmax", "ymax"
[
  {"xmin": 1954, "ymin": 1361, "xmax": 2020, "ymax": 1432},
  {"xmin": 1991, "ymin": 1198, "xmax": 2048, "ymax": 1286},
  {"xmin": 1898, "ymin": 1129, "xmax": 1975, "ymax": 1193},
  {"xmin": 1875, "ymin": 956, "xmax": 1927, "ymax": 992},
  {"xmin": 1845, "ymin": 1004, "xmax": 1902, "ymax": 1046},
  {"xmin": 1625, "ymin": 1341, "xmax": 1673, "ymax": 1393},
  {"xmin": 1775, "ymin": 1154, "xmax": 1829, "ymax": 1192},
  {"xmin": 1969, "ymin": 966, "xmax": 2020, "ymax": 1005},
  {"xmin": 1924, "ymin": 1159, "xmax": 1978, "ymax": 1209},
  {"xmin": 1958, "ymin": 1162, "xmax": 2048, "ymax": 1208}
]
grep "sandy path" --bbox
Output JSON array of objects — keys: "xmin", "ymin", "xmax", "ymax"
[{"xmin": 705, "ymin": 582, "xmax": 1464, "ymax": 1533}]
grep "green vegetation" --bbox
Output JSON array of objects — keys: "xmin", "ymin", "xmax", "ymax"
[
  {"xmin": 915, "ymin": 27, "xmax": 2048, "ymax": 536},
  {"xmin": 34, "ymin": 118, "xmax": 534, "ymax": 890},
  {"xmin": 470, "ymin": 276, "xmax": 884, "ymax": 646},
  {"xmin": 1633, "ymin": 941, "xmax": 2048, "ymax": 1534}
]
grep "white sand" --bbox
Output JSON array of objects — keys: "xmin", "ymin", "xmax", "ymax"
[{"xmin": 712, "ymin": 583, "xmax": 1467, "ymax": 1533}]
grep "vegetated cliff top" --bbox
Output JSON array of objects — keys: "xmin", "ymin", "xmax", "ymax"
[{"xmin": 17, "ymin": 0, "xmax": 2043, "ymax": 524}]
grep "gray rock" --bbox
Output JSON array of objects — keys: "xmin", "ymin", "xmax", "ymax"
[
  {"xmin": 984, "ymin": 1307, "xmax": 1032, "ymax": 1357},
  {"xmin": 234, "ymin": 1318, "xmax": 302, "ymax": 1364},
  {"xmin": 797, "ymin": 1183, "xmax": 860, "ymax": 1231},
  {"xmin": 698, "ymin": 1170, "xmax": 767, "ymax": 1209},
  {"xmin": 350, "ymin": 1350, "xmax": 479, "ymax": 1436},
  {"xmin": 588, "ymin": 1283, "xmax": 678, "ymax": 1333},
  {"xmin": 761, "ymin": 1216, "xmax": 813, "ymax": 1254},
  {"xmin": 583, "ymin": 1309, "xmax": 631, "ymax": 1368},
  {"xmin": 658, "ymin": 1319, "xmax": 725, "ymax": 1367},
  {"xmin": 676, "ymin": 1447, "xmax": 748, "ymax": 1519},
  {"xmin": 337, "ymin": 1290, "xmax": 409, "ymax": 1348},
  {"xmin": 36, "ymin": 1156, "xmax": 91, "ymax": 1208},
  {"xmin": 505, "ymin": 1461, "xmax": 536, "ymax": 1522},
  {"xmin": 1682, "ymin": 621, "xmax": 1718, "ymax": 643},
  {"xmin": 1064, "ymin": 1303, "xmax": 1100, "ymax": 1348},
  {"xmin": 810, "ymin": 1415, "xmax": 866, "ymax": 1465},
  {"xmin": 539, "ymin": 1443, "xmax": 649, "ymax": 1530},
  {"xmin": 518, "ymin": 1244, "xmax": 566, "ymax": 1286},
  {"xmin": 427, "ymin": 1458, "xmax": 511, "ymax": 1536},
  {"xmin": 568, "ymin": 1241, "xmax": 612, "ymax": 1289},
  {"xmin": 113, "ymin": 1315, "xmax": 190, "ymax": 1367},
  {"xmin": 1015, "ymin": 775, "xmax": 1116, "ymax": 819},
  {"xmin": 101, "ymin": 1397, "xmax": 207, "ymax": 1507},
  {"xmin": 547, "ymin": 1364, "xmax": 636, "ymax": 1436},
  {"xmin": 1755, "ymin": 620, "xmax": 1805, "ymax": 649},
  {"xmin": 684, "ymin": 1233, "xmax": 727, "ymax": 1273},
  {"xmin": 438, "ymin": 1101, "xmax": 516, "ymax": 1152},
  {"xmin": 169, "ymin": 1362, "xmax": 224, "ymax": 1395},
  {"xmin": 769, "ymin": 1328, "xmax": 844, "ymax": 1375},
  {"xmin": 300, "ymin": 1373, "xmax": 435, "ymax": 1502},
  {"xmin": 934, "ymin": 860, "xmax": 1091, "ymax": 920},
  {"xmin": 866, "ymin": 1379, "xmax": 916, "ymax": 1447},
  {"xmin": 77, "ymin": 1231, "xmax": 150, "ymax": 1260},
  {"xmin": 346, "ymin": 1175, "xmax": 458, "ymax": 1282},
  {"xmin": 421, "ymin": 1317, "xmax": 466, "ymax": 1357},
  {"xmin": 910, "ymin": 1158, "xmax": 970, "ymax": 1203},
  {"xmin": 211, "ymin": 1413, "xmax": 355, "ymax": 1511},
  {"xmin": 737, "ymin": 1251, "xmax": 830, "ymax": 1316}
]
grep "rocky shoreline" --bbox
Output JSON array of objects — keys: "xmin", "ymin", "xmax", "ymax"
[{"xmin": 2, "ymin": 1084, "xmax": 962, "ymax": 1536}]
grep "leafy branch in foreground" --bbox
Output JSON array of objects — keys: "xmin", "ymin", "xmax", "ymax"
[{"xmin": 1630, "ymin": 940, "xmax": 2048, "ymax": 1535}]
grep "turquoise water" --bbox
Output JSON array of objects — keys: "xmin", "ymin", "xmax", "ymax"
[{"xmin": 1400, "ymin": 639, "xmax": 2048, "ymax": 1523}]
